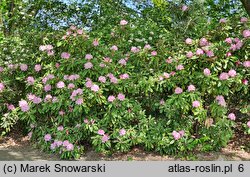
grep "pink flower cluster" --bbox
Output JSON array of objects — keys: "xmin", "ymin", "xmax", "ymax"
[
  {"xmin": 225, "ymin": 37, "xmax": 243, "ymax": 51},
  {"xmin": 131, "ymin": 46, "xmax": 140, "ymax": 53},
  {"xmin": 228, "ymin": 113, "xmax": 236, "ymax": 121},
  {"xmin": 216, "ymin": 95, "xmax": 226, "ymax": 107},
  {"xmin": 39, "ymin": 44, "xmax": 54, "ymax": 56},
  {"xmin": 19, "ymin": 100, "xmax": 30, "ymax": 112},
  {"xmin": 120, "ymin": 20, "xmax": 128, "ymax": 26},
  {"xmin": 192, "ymin": 100, "xmax": 200, "ymax": 108},
  {"xmin": 26, "ymin": 76, "xmax": 35, "ymax": 85},
  {"xmin": 120, "ymin": 73, "xmax": 129, "ymax": 80},
  {"xmin": 70, "ymin": 88, "xmax": 83, "ymax": 101},
  {"xmin": 20, "ymin": 64, "xmax": 28, "ymax": 71},
  {"xmin": 97, "ymin": 129, "xmax": 109, "ymax": 143},
  {"xmin": 0, "ymin": 83, "xmax": 5, "ymax": 92},
  {"xmin": 175, "ymin": 87, "xmax": 183, "ymax": 94},
  {"xmin": 219, "ymin": 69, "xmax": 237, "ymax": 80},
  {"xmin": 107, "ymin": 93, "xmax": 125, "ymax": 102},
  {"xmin": 61, "ymin": 52, "xmax": 70, "ymax": 59},
  {"xmin": 119, "ymin": 128, "xmax": 126, "ymax": 136},
  {"xmin": 172, "ymin": 130, "xmax": 185, "ymax": 140},
  {"xmin": 62, "ymin": 26, "xmax": 84, "ymax": 40},
  {"xmin": 64, "ymin": 74, "xmax": 80, "ymax": 81}
]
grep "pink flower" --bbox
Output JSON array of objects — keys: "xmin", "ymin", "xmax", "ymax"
[
  {"xmin": 131, "ymin": 46, "xmax": 140, "ymax": 53},
  {"xmin": 228, "ymin": 113, "xmax": 236, "ymax": 120},
  {"xmin": 26, "ymin": 76, "xmax": 35, "ymax": 85},
  {"xmin": 144, "ymin": 44, "xmax": 151, "ymax": 50},
  {"xmin": 242, "ymin": 79, "xmax": 248, "ymax": 85},
  {"xmin": 27, "ymin": 93, "xmax": 36, "ymax": 101},
  {"xmin": 110, "ymin": 77, "xmax": 118, "ymax": 84},
  {"xmin": 84, "ymin": 62, "xmax": 93, "ymax": 69},
  {"xmin": 59, "ymin": 110, "xmax": 65, "ymax": 116},
  {"xmin": 185, "ymin": 38, "xmax": 192, "ymax": 45},
  {"xmin": 219, "ymin": 72, "xmax": 229, "ymax": 80},
  {"xmin": 230, "ymin": 44, "xmax": 237, "ymax": 51},
  {"xmin": 179, "ymin": 130, "xmax": 185, "ymax": 137},
  {"xmin": 50, "ymin": 143, "xmax": 56, "ymax": 150},
  {"xmin": 187, "ymin": 84, "xmax": 196, "ymax": 92},
  {"xmin": 203, "ymin": 68, "xmax": 211, "ymax": 76},
  {"xmin": 219, "ymin": 18, "xmax": 227, "ymax": 23},
  {"xmin": 101, "ymin": 134, "xmax": 109, "ymax": 143},
  {"xmin": 110, "ymin": 45, "xmax": 118, "ymax": 51},
  {"xmin": 98, "ymin": 129, "xmax": 105, "ymax": 135},
  {"xmin": 247, "ymin": 121, "xmax": 250, "ymax": 128},
  {"xmin": 44, "ymin": 94, "xmax": 52, "ymax": 102},
  {"xmin": 186, "ymin": 51, "xmax": 193, "ymax": 58},
  {"xmin": 20, "ymin": 64, "xmax": 28, "ymax": 71},
  {"xmin": 85, "ymin": 80, "xmax": 93, "ymax": 88},
  {"xmin": 63, "ymin": 140, "xmax": 70, "ymax": 147},
  {"xmin": 77, "ymin": 29, "xmax": 83, "ymax": 35},
  {"xmin": 33, "ymin": 96, "xmax": 42, "ymax": 104},
  {"xmin": 120, "ymin": 20, "xmax": 128, "ymax": 26},
  {"xmin": 66, "ymin": 143, "xmax": 74, "ymax": 151},
  {"xmin": 199, "ymin": 38, "xmax": 208, "ymax": 47},
  {"xmin": 216, "ymin": 95, "xmax": 227, "ymax": 107},
  {"xmin": 228, "ymin": 69, "xmax": 237, "ymax": 77},
  {"xmin": 166, "ymin": 57, "xmax": 173, "ymax": 63},
  {"xmin": 44, "ymin": 84, "xmax": 52, "ymax": 92},
  {"xmin": 57, "ymin": 126, "xmax": 64, "ymax": 131},
  {"xmin": 0, "ymin": 83, "xmax": 4, "ymax": 92},
  {"xmin": 236, "ymin": 41, "xmax": 243, "ymax": 50},
  {"xmin": 103, "ymin": 57, "xmax": 112, "ymax": 63},
  {"xmin": 117, "ymin": 93, "xmax": 125, "ymax": 101},
  {"xmin": 76, "ymin": 98, "xmax": 83, "ymax": 105},
  {"xmin": 93, "ymin": 39, "xmax": 99, "ymax": 46},
  {"xmin": 55, "ymin": 63, "xmax": 60, "ymax": 68},
  {"xmin": 91, "ymin": 84, "xmax": 99, "ymax": 92},
  {"xmin": 196, "ymin": 48, "xmax": 204, "ymax": 56},
  {"xmin": 163, "ymin": 72, "xmax": 170, "ymax": 79},
  {"xmin": 175, "ymin": 87, "xmax": 183, "ymax": 94},
  {"xmin": 241, "ymin": 17, "xmax": 248, "ymax": 23},
  {"xmin": 67, "ymin": 83, "xmax": 75, "ymax": 89},
  {"xmin": 181, "ymin": 5, "xmax": 188, "ymax": 12},
  {"xmin": 176, "ymin": 64, "xmax": 184, "ymax": 71},
  {"xmin": 57, "ymin": 81, "xmax": 65, "ymax": 88},
  {"xmin": 7, "ymin": 104, "xmax": 15, "ymax": 111},
  {"xmin": 206, "ymin": 50, "xmax": 214, "ymax": 58},
  {"xmin": 85, "ymin": 54, "xmax": 93, "ymax": 60},
  {"xmin": 47, "ymin": 50, "xmax": 54, "ymax": 56},
  {"xmin": 224, "ymin": 38, "xmax": 232, "ymax": 44},
  {"xmin": 120, "ymin": 73, "xmax": 129, "ymax": 79},
  {"xmin": 98, "ymin": 76, "xmax": 106, "ymax": 83},
  {"xmin": 39, "ymin": 45, "xmax": 46, "ymax": 51},
  {"xmin": 243, "ymin": 61, "xmax": 250, "ymax": 68},
  {"xmin": 108, "ymin": 95, "xmax": 116, "ymax": 102},
  {"xmin": 34, "ymin": 64, "xmax": 42, "ymax": 72},
  {"xmin": 226, "ymin": 52, "xmax": 232, "ymax": 57},
  {"xmin": 192, "ymin": 100, "xmax": 200, "ymax": 108},
  {"xmin": 243, "ymin": 29, "xmax": 250, "ymax": 38},
  {"xmin": 0, "ymin": 66, "xmax": 3, "ymax": 72},
  {"xmin": 160, "ymin": 99, "xmax": 165, "ymax": 105},
  {"xmin": 118, "ymin": 59, "xmax": 127, "ymax": 65},
  {"xmin": 44, "ymin": 134, "xmax": 51, "ymax": 141},
  {"xmin": 172, "ymin": 131, "xmax": 181, "ymax": 140},
  {"xmin": 61, "ymin": 52, "xmax": 70, "ymax": 59},
  {"xmin": 119, "ymin": 129, "xmax": 126, "ymax": 136},
  {"xmin": 151, "ymin": 51, "xmax": 157, "ymax": 56},
  {"xmin": 19, "ymin": 100, "xmax": 29, "ymax": 112}
]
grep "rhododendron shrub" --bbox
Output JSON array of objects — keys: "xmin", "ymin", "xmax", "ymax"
[{"xmin": 0, "ymin": 16, "xmax": 249, "ymax": 159}]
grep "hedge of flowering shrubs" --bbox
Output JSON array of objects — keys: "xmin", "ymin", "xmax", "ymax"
[{"xmin": 0, "ymin": 16, "xmax": 249, "ymax": 159}]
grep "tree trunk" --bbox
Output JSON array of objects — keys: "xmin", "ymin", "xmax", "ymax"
[{"xmin": 241, "ymin": 0, "xmax": 250, "ymax": 16}]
